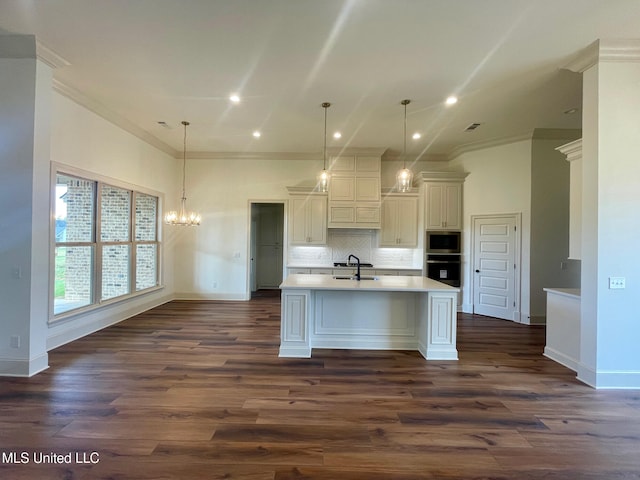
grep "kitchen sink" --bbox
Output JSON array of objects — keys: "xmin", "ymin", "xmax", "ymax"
[{"xmin": 333, "ymin": 275, "xmax": 379, "ymax": 281}]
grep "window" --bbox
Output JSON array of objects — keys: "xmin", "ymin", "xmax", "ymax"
[{"xmin": 53, "ymin": 171, "xmax": 161, "ymax": 317}]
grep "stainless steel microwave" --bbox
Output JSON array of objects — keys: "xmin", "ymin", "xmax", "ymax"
[{"xmin": 426, "ymin": 230, "xmax": 461, "ymax": 253}]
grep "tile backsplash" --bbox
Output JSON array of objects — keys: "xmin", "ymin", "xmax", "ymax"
[{"xmin": 288, "ymin": 229, "xmax": 422, "ymax": 268}]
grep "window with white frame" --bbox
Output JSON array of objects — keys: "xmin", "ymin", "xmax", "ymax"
[{"xmin": 53, "ymin": 172, "xmax": 160, "ymax": 317}]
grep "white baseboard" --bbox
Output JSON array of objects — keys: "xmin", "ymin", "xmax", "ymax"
[
  {"xmin": 576, "ymin": 363, "xmax": 640, "ymax": 389},
  {"xmin": 0, "ymin": 353, "xmax": 49, "ymax": 377},
  {"xmin": 174, "ymin": 292, "xmax": 249, "ymax": 301},
  {"xmin": 528, "ymin": 315, "xmax": 546, "ymax": 325},
  {"xmin": 47, "ymin": 293, "xmax": 174, "ymax": 351},
  {"xmin": 544, "ymin": 347, "xmax": 578, "ymax": 372}
]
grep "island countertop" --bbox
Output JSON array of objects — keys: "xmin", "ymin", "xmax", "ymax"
[{"xmin": 280, "ymin": 273, "xmax": 459, "ymax": 293}]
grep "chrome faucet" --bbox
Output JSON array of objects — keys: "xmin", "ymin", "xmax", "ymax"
[{"xmin": 347, "ymin": 254, "xmax": 361, "ymax": 281}]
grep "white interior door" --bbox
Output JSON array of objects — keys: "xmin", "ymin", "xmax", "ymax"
[{"xmin": 472, "ymin": 215, "xmax": 519, "ymax": 321}]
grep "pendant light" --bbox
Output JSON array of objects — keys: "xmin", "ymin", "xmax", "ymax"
[
  {"xmin": 318, "ymin": 102, "xmax": 331, "ymax": 193},
  {"xmin": 396, "ymin": 99, "xmax": 414, "ymax": 193},
  {"xmin": 164, "ymin": 121, "xmax": 201, "ymax": 226}
]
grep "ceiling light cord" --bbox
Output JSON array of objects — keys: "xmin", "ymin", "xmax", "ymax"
[
  {"xmin": 402, "ymin": 99, "xmax": 410, "ymax": 169},
  {"xmin": 322, "ymin": 102, "xmax": 330, "ymax": 170}
]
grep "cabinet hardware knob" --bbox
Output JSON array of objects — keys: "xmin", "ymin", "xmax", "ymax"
[{"xmin": 475, "ymin": 269, "xmax": 480, "ymax": 273}]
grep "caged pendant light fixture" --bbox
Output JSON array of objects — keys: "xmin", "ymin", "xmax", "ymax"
[
  {"xmin": 318, "ymin": 102, "xmax": 331, "ymax": 193},
  {"xmin": 164, "ymin": 121, "xmax": 201, "ymax": 226},
  {"xmin": 395, "ymin": 99, "xmax": 414, "ymax": 193}
]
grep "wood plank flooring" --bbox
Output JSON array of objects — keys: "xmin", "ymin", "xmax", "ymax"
[{"xmin": 2, "ymin": 297, "xmax": 640, "ymax": 479}]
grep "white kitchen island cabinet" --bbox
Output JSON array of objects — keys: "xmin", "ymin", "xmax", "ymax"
[{"xmin": 279, "ymin": 274, "xmax": 459, "ymax": 360}]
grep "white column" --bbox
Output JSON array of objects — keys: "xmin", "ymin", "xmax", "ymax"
[
  {"xmin": 567, "ymin": 39, "xmax": 640, "ymax": 388},
  {"xmin": 0, "ymin": 35, "xmax": 55, "ymax": 376}
]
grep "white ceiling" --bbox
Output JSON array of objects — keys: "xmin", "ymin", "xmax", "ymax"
[{"xmin": 2, "ymin": 0, "xmax": 640, "ymax": 158}]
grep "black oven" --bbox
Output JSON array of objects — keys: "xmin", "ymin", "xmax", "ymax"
[
  {"xmin": 426, "ymin": 230, "xmax": 461, "ymax": 254},
  {"xmin": 425, "ymin": 254, "xmax": 461, "ymax": 287}
]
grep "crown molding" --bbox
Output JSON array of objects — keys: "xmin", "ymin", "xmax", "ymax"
[
  {"xmin": 382, "ymin": 152, "xmax": 449, "ymax": 162},
  {"xmin": 186, "ymin": 147, "xmax": 388, "ymax": 161},
  {"xmin": 564, "ymin": 39, "xmax": 640, "ymax": 73},
  {"xmin": 52, "ymin": 79, "xmax": 178, "ymax": 158},
  {"xmin": 36, "ymin": 40, "xmax": 71, "ymax": 69},
  {"xmin": 417, "ymin": 171, "xmax": 469, "ymax": 183},
  {"xmin": 447, "ymin": 128, "xmax": 581, "ymax": 160},
  {"xmin": 555, "ymin": 138, "xmax": 582, "ymax": 162},
  {"xmin": 449, "ymin": 132, "xmax": 533, "ymax": 160},
  {"xmin": 186, "ymin": 151, "xmax": 322, "ymax": 161},
  {"xmin": 286, "ymin": 186, "xmax": 328, "ymax": 194}
]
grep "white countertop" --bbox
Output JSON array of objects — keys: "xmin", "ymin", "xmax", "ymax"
[
  {"xmin": 280, "ymin": 274, "xmax": 459, "ymax": 293},
  {"xmin": 543, "ymin": 287, "xmax": 581, "ymax": 299},
  {"xmin": 287, "ymin": 265, "xmax": 421, "ymax": 270}
]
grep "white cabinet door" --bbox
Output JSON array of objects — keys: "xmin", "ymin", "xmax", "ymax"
[
  {"xmin": 290, "ymin": 196, "xmax": 327, "ymax": 244},
  {"xmin": 425, "ymin": 182, "xmax": 462, "ymax": 230},
  {"xmin": 396, "ymin": 197, "xmax": 418, "ymax": 246},
  {"xmin": 380, "ymin": 199, "xmax": 398, "ymax": 246},
  {"xmin": 307, "ymin": 196, "xmax": 327, "ymax": 244},
  {"xmin": 380, "ymin": 196, "xmax": 418, "ymax": 247},
  {"xmin": 443, "ymin": 183, "xmax": 462, "ymax": 230},
  {"xmin": 330, "ymin": 177, "xmax": 355, "ymax": 202}
]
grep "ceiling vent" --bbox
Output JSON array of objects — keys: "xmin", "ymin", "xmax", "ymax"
[{"xmin": 464, "ymin": 123, "xmax": 481, "ymax": 132}]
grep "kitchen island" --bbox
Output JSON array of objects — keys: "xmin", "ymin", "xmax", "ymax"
[{"xmin": 279, "ymin": 274, "xmax": 459, "ymax": 360}]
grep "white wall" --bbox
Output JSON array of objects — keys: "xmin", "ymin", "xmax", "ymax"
[
  {"xmin": 580, "ymin": 56, "xmax": 640, "ymax": 388},
  {"xmin": 449, "ymin": 140, "xmax": 533, "ymax": 320},
  {"xmin": 0, "ymin": 49, "xmax": 52, "ymax": 376},
  {"xmin": 174, "ymin": 156, "xmax": 323, "ymax": 299},
  {"xmin": 46, "ymin": 91, "xmax": 178, "ymax": 350}
]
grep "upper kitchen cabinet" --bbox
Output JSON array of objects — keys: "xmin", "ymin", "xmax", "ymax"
[
  {"xmin": 556, "ymin": 139, "xmax": 582, "ymax": 260},
  {"xmin": 420, "ymin": 172, "xmax": 469, "ymax": 231},
  {"xmin": 288, "ymin": 188, "xmax": 327, "ymax": 245},
  {"xmin": 328, "ymin": 152, "xmax": 382, "ymax": 229},
  {"xmin": 380, "ymin": 194, "xmax": 418, "ymax": 247}
]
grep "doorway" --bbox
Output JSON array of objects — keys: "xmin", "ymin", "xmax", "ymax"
[
  {"xmin": 249, "ymin": 203, "xmax": 285, "ymax": 297},
  {"xmin": 470, "ymin": 214, "xmax": 521, "ymax": 322}
]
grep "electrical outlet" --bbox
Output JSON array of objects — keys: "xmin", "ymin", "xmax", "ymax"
[
  {"xmin": 212, "ymin": 281, "xmax": 217, "ymax": 288},
  {"xmin": 609, "ymin": 277, "xmax": 626, "ymax": 289},
  {"xmin": 10, "ymin": 335, "xmax": 20, "ymax": 348}
]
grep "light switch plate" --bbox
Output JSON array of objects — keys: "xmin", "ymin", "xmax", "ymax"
[{"xmin": 609, "ymin": 277, "xmax": 626, "ymax": 289}]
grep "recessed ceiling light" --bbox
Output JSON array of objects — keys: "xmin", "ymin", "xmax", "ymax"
[
  {"xmin": 412, "ymin": 132, "xmax": 421, "ymax": 140},
  {"xmin": 333, "ymin": 132, "xmax": 342, "ymax": 139},
  {"xmin": 445, "ymin": 95, "xmax": 458, "ymax": 106},
  {"xmin": 252, "ymin": 131, "xmax": 261, "ymax": 138},
  {"xmin": 230, "ymin": 94, "xmax": 241, "ymax": 103}
]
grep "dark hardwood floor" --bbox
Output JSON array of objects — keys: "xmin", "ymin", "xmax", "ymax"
[{"xmin": 1, "ymin": 297, "xmax": 640, "ymax": 479}]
